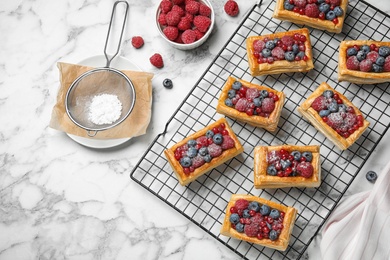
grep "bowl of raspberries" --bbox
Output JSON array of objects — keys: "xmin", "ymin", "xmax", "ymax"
[{"xmin": 156, "ymin": 0, "xmax": 215, "ymax": 50}]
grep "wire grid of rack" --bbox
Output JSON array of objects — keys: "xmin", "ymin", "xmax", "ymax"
[{"xmin": 130, "ymin": 0, "xmax": 390, "ymax": 259}]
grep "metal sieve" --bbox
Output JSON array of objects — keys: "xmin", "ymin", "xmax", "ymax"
[{"xmin": 65, "ymin": 1, "xmax": 136, "ymax": 137}]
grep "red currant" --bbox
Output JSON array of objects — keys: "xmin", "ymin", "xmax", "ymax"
[
  {"xmin": 273, "ymin": 95, "xmax": 279, "ymax": 102},
  {"xmin": 230, "ymin": 206, "xmax": 238, "ymax": 213},
  {"xmin": 333, "ymin": 17, "xmax": 339, "ymax": 24}
]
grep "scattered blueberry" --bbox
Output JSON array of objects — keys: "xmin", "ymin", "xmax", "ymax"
[
  {"xmin": 206, "ymin": 130, "xmax": 214, "ymax": 138},
  {"xmin": 187, "ymin": 147, "xmax": 198, "ymax": 158},
  {"xmin": 297, "ymin": 51, "xmax": 305, "ymax": 59},
  {"xmin": 229, "ymin": 213, "xmax": 240, "ymax": 224},
  {"xmin": 187, "ymin": 139, "xmax": 197, "ymax": 147},
  {"xmin": 213, "ymin": 133, "xmax": 223, "ymax": 145},
  {"xmin": 198, "ymin": 147, "xmax": 208, "ymax": 156},
  {"xmin": 267, "ymin": 165, "xmax": 277, "ymax": 176},
  {"xmin": 376, "ymin": 56, "xmax": 385, "ymax": 66},
  {"xmin": 302, "ymin": 151, "xmax": 313, "ymax": 162},
  {"xmin": 260, "ymin": 90, "xmax": 269, "ymax": 98},
  {"xmin": 317, "ymin": 0, "xmax": 325, "ymax": 4},
  {"xmin": 228, "ymin": 89, "xmax": 236, "ymax": 99},
  {"xmin": 203, "ymin": 154, "xmax": 212, "ymax": 163},
  {"xmin": 323, "ymin": 90, "xmax": 334, "ymax": 98},
  {"xmin": 269, "ymin": 209, "xmax": 280, "ymax": 219},
  {"xmin": 232, "ymin": 81, "xmax": 242, "ymax": 90},
  {"xmin": 378, "ymin": 46, "xmax": 390, "ymax": 57},
  {"xmin": 333, "ymin": 6, "xmax": 343, "ymax": 16},
  {"xmin": 285, "ymin": 51, "xmax": 295, "ymax": 61},
  {"xmin": 180, "ymin": 156, "xmax": 192, "ymax": 167},
  {"xmin": 291, "ymin": 151, "xmax": 302, "ymax": 161},
  {"xmin": 163, "ymin": 78, "xmax": 173, "ymax": 89},
  {"xmin": 260, "ymin": 204, "xmax": 271, "ymax": 215},
  {"xmin": 265, "ymin": 40, "xmax": 276, "ymax": 50},
  {"xmin": 361, "ymin": 45, "xmax": 371, "ymax": 54},
  {"xmin": 372, "ymin": 64, "xmax": 383, "ymax": 73},
  {"xmin": 262, "ymin": 48, "xmax": 272, "ymax": 58},
  {"xmin": 366, "ymin": 170, "xmax": 378, "ymax": 183},
  {"xmin": 292, "ymin": 44, "xmax": 299, "ymax": 54},
  {"xmin": 225, "ymin": 99, "xmax": 233, "ymax": 107},
  {"xmin": 253, "ymin": 97, "xmax": 262, "ymax": 107},
  {"xmin": 338, "ymin": 104, "xmax": 347, "ymax": 112},
  {"xmin": 273, "ymin": 37, "xmax": 280, "ymax": 45},
  {"xmin": 356, "ymin": 50, "xmax": 366, "ymax": 61},
  {"xmin": 325, "ymin": 10, "xmax": 336, "ymax": 20},
  {"xmin": 328, "ymin": 101, "xmax": 339, "ymax": 112},
  {"xmin": 284, "ymin": 0, "xmax": 294, "ymax": 10},
  {"xmin": 235, "ymin": 223, "xmax": 244, "ymax": 232},
  {"xmin": 280, "ymin": 159, "xmax": 291, "ymax": 170},
  {"xmin": 248, "ymin": 201, "xmax": 260, "ymax": 212},
  {"xmin": 269, "ymin": 230, "xmax": 278, "ymax": 241},
  {"xmin": 347, "ymin": 47, "xmax": 358, "ymax": 57},
  {"xmin": 243, "ymin": 209, "xmax": 251, "ymax": 218},
  {"xmin": 319, "ymin": 109, "xmax": 331, "ymax": 117},
  {"xmin": 319, "ymin": 3, "xmax": 330, "ymax": 13}
]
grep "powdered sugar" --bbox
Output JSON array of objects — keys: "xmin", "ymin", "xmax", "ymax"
[{"xmin": 88, "ymin": 94, "xmax": 122, "ymax": 125}]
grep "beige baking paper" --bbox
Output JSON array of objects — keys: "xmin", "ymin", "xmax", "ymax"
[{"xmin": 49, "ymin": 62, "xmax": 154, "ymax": 139}]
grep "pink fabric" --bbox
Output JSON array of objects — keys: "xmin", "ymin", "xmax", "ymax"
[{"xmin": 321, "ymin": 162, "xmax": 390, "ymax": 260}]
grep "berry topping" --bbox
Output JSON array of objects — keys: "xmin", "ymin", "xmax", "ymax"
[
  {"xmin": 281, "ymin": 35, "xmax": 294, "ymax": 46},
  {"xmin": 235, "ymin": 98, "xmax": 250, "ymax": 112},
  {"xmin": 150, "ymin": 53, "xmax": 164, "ymax": 68},
  {"xmin": 311, "ymin": 95, "xmax": 327, "ymax": 111},
  {"xmin": 296, "ymin": 161, "xmax": 314, "ymax": 178},
  {"xmin": 260, "ymin": 204, "xmax": 271, "ymax": 215},
  {"xmin": 346, "ymin": 56, "xmax": 360, "ymax": 70},
  {"xmin": 248, "ymin": 201, "xmax": 261, "ymax": 212},
  {"xmin": 261, "ymin": 98, "xmax": 275, "ymax": 113},
  {"xmin": 293, "ymin": 0, "xmax": 307, "ymax": 8},
  {"xmin": 269, "ymin": 209, "xmax": 280, "ymax": 219},
  {"xmin": 207, "ymin": 143, "xmax": 222, "ymax": 158},
  {"xmin": 359, "ymin": 59, "xmax": 373, "ymax": 72},
  {"xmin": 229, "ymin": 213, "xmax": 240, "ymax": 224},
  {"xmin": 246, "ymin": 88, "xmax": 261, "ymax": 99},
  {"xmin": 284, "ymin": 0, "xmax": 343, "ymax": 23},
  {"xmin": 224, "ymin": 0, "xmax": 239, "ymax": 17},
  {"xmin": 191, "ymin": 155, "xmax": 205, "ymax": 168},
  {"xmin": 235, "ymin": 199, "xmax": 250, "ymax": 210},
  {"xmin": 305, "ymin": 3, "xmax": 320, "ymax": 18},
  {"xmin": 221, "ymin": 135, "xmax": 235, "ymax": 150},
  {"xmin": 244, "ymin": 222, "xmax": 259, "ymax": 237},
  {"xmin": 366, "ymin": 170, "xmax": 378, "ymax": 183},
  {"xmin": 163, "ymin": 78, "xmax": 173, "ymax": 89}
]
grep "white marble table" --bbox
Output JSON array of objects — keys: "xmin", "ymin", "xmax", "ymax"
[{"xmin": 1, "ymin": 0, "xmax": 389, "ymax": 259}]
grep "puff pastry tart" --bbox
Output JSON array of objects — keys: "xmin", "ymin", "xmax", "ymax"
[
  {"xmin": 298, "ymin": 82, "xmax": 370, "ymax": 150},
  {"xmin": 246, "ymin": 28, "xmax": 314, "ymax": 77},
  {"xmin": 273, "ymin": 0, "xmax": 348, "ymax": 33},
  {"xmin": 254, "ymin": 145, "xmax": 321, "ymax": 189},
  {"xmin": 338, "ymin": 40, "xmax": 390, "ymax": 84},
  {"xmin": 220, "ymin": 194, "xmax": 297, "ymax": 251},
  {"xmin": 164, "ymin": 118, "xmax": 244, "ymax": 186},
  {"xmin": 216, "ymin": 77, "xmax": 285, "ymax": 132}
]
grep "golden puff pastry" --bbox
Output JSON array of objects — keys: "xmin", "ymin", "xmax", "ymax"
[
  {"xmin": 220, "ymin": 194, "xmax": 297, "ymax": 251},
  {"xmin": 216, "ymin": 77, "xmax": 285, "ymax": 132},
  {"xmin": 246, "ymin": 28, "xmax": 314, "ymax": 77},
  {"xmin": 164, "ymin": 118, "xmax": 244, "ymax": 186},
  {"xmin": 273, "ymin": 0, "xmax": 348, "ymax": 33},
  {"xmin": 298, "ymin": 82, "xmax": 370, "ymax": 150},
  {"xmin": 338, "ymin": 40, "xmax": 390, "ymax": 84},
  {"xmin": 254, "ymin": 145, "xmax": 321, "ymax": 189}
]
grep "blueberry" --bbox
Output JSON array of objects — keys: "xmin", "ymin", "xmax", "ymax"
[
  {"xmin": 265, "ymin": 40, "xmax": 276, "ymax": 50},
  {"xmin": 356, "ymin": 50, "xmax": 366, "ymax": 61},
  {"xmin": 323, "ymin": 90, "xmax": 334, "ymax": 98},
  {"xmin": 260, "ymin": 90, "xmax": 269, "ymax": 98},
  {"xmin": 328, "ymin": 101, "xmax": 339, "ymax": 112},
  {"xmin": 326, "ymin": 10, "xmax": 336, "ymax": 20},
  {"xmin": 338, "ymin": 104, "xmax": 347, "ymax": 112},
  {"xmin": 225, "ymin": 99, "xmax": 233, "ymax": 107},
  {"xmin": 285, "ymin": 51, "xmax": 295, "ymax": 61},
  {"xmin": 228, "ymin": 89, "xmax": 236, "ymax": 99},
  {"xmin": 317, "ymin": 0, "xmax": 325, "ymax": 3},
  {"xmin": 291, "ymin": 151, "xmax": 301, "ymax": 161},
  {"xmin": 213, "ymin": 133, "xmax": 223, "ymax": 145},
  {"xmin": 333, "ymin": 6, "xmax": 343, "ymax": 17},
  {"xmin": 366, "ymin": 170, "xmax": 378, "ymax": 183},
  {"xmin": 187, "ymin": 139, "xmax": 197, "ymax": 147},
  {"xmin": 378, "ymin": 46, "xmax": 390, "ymax": 57},
  {"xmin": 269, "ymin": 209, "xmax": 280, "ymax": 219},
  {"xmin": 163, "ymin": 78, "xmax": 173, "ymax": 89},
  {"xmin": 232, "ymin": 81, "xmax": 242, "ymax": 90},
  {"xmin": 229, "ymin": 213, "xmax": 240, "ymax": 224},
  {"xmin": 198, "ymin": 147, "xmax": 208, "ymax": 156},
  {"xmin": 280, "ymin": 159, "xmax": 291, "ymax": 170},
  {"xmin": 361, "ymin": 45, "xmax": 371, "ymax": 54},
  {"xmin": 206, "ymin": 130, "xmax": 214, "ymax": 138},
  {"xmin": 269, "ymin": 230, "xmax": 279, "ymax": 241},
  {"xmin": 262, "ymin": 48, "xmax": 272, "ymax": 58},
  {"xmin": 273, "ymin": 37, "xmax": 280, "ymax": 45},
  {"xmin": 289, "ymin": 44, "xmax": 298, "ymax": 54},
  {"xmin": 347, "ymin": 47, "xmax": 358, "ymax": 57},
  {"xmin": 267, "ymin": 165, "xmax": 277, "ymax": 176},
  {"xmin": 203, "ymin": 154, "xmax": 212, "ymax": 163},
  {"xmin": 372, "ymin": 64, "xmax": 383, "ymax": 73},
  {"xmin": 260, "ymin": 204, "xmax": 271, "ymax": 215},
  {"xmin": 283, "ymin": 0, "xmax": 294, "ymax": 10},
  {"xmin": 187, "ymin": 147, "xmax": 198, "ymax": 158},
  {"xmin": 248, "ymin": 201, "xmax": 260, "ymax": 212},
  {"xmin": 243, "ymin": 209, "xmax": 251, "ymax": 218},
  {"xmin": 253, "ymin": 97, "xmax": 262, "ymax": 107},
  {"xmin": 235, "ymin": 223, "xmax": 244, "ymax": 233},
  {"xmin": 319, "ymin": 3, "xmax": 330, "ymax": 13},
  {"xmin": 297, "ymin": 51, "xmax": 305, "ymax": 59},
  {"xmin": 180, "ymin": 156, "xmax": 192, "ymax": 167},
  {"xmin": 302, "ymin": 151, "xmax": 313, "ymax": 162},
  {"xmin": 319, "ymin": 109, "xmax": 331, "ymax": 117},
  {"xmin": 376, "ymin": 56, "xmax": 385, "ymax": 66}
]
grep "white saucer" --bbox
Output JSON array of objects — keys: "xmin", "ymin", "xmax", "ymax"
[{"xmin": 67, "ymin": 55, "xmax": 140, "ymax": 149}]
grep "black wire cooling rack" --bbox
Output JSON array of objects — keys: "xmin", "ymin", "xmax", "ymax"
[{"xmin": 130, "ymin": 0, "xmax": 390, "ymax": 259}]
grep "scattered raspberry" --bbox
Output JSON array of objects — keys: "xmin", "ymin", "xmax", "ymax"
[
  {"xmin": 359, "ymin": 59, "xmax": 373, "ymax": 72},
  {"xmin": 160, "ymin": 0, "xmax": 173, "ymax": 14},
  {"xmin": 185, "ymin": 1, "xmax": 200, "ymax": 15},
  {"xmin": 235, "ymin": 199, "xmax": 249, "ymax": 210},
  {"xmin": 221, "ymin": 135, "xmax": 235, "ymax": 150},
  {"xmin": 165, "ymin": 10, "xmax": 181, "ymax": 26},
  {"xmin": 131, "ymin": 36, "xmax": 144, "ymax": 49},
  {"xmin": 199, "ymin": 3, "xmax": 212, "ymax": 16},
  {"xmin": 192, "ymin": 155, "xmax": 205, "ymax": 168},
  {"xmin": 327, "ymin": 112, "xmax": 344, "ymax": 128},
  {"xmin": 366, "ymin": 51, "xmax": 379, "ymax": 63},
  {"xmin": 163, "ymin": 26, "xmax": 179, "ymax": 41},
  {"xmin": 224, "ymin": 0, "xmax": 239, "ymax": 17},
  {"xmin": 346, "ymin": 56, "xmax": 360, "ymax": 70},
  {"xmin": 177, "ymin": 16, "xmax": 192, "ymax": 31},
  {"xmin": 305, "ymin": 3, "xmax": 319, "ymax": 18},
  {"xmin": 267, "ymin": 150, "xmax": 281, "ymax": 164},
  {"xmin": 261, "ymin": 98, "xmax": 275, "ymax": 113},
  {"xmin": 329, "ymin": 0, "xmax": 341, "ymax": 5},
  {"xmin": 246, "ymin": 88, "xmax": 260, "ymax": 99},
  {"xmin": 384, "ymin": 56, "xmax": 390, "ymax": 72},
  {"xmin": 271, "ymin": 46, "xmax": 285, "ymax": 60},
  {"xmin": 149, "ymin": 53, "xmax": 164, "ymax": 68},
  {"xmin": 244, "ymin": 222, "xmax": 259, "ymax": 237},
  {"xmin": 311, "ymin": 96, "xmax": 327, "ymax": 111},
  {"xmin": 293, "ymin": 0, "xmax": 307, "ymax": 8},
  {"xmin": 208, "ymin": 143, "xmax": 222, "ymax": 158},
  {"xmin": 281, "ymin": 35, "xmax": 294, "ymax": 46},
  {"xmin": 296, "ymin": 162, "xmax": 313, "ymax": 178},
  {"xmin": 193, "ymin": 28, "xmax": 204, "ymax": 40},
  {"xmin": 343, "ymin": 113, "xmax": 357, "ymax": 129},
  {"xmin": 193, "ymin": 15, "xmax": 211, "ymax": 33},
  {"xmin": 235, "ymin": 98, "xmax": 250, "ymax": 112},
  {"xmin": 158, "ymin": 13, "xmax": 167, "ymax": 26},
  {"xmin": 181, "ymin": 29, "xmax": 196, "ymax": 44},
  {"xmin": 172, "ymin": 0, "xmax": 185, "ymax": 4},
  {"xmin": 253, "ymin": 40, "xmax": 266, "ymax": 53},
  {"xmin": 196, "ymin": 136, "xmax": 208, "ymax": 147}
]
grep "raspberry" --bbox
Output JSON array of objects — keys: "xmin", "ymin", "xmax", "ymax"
[
  {"xmin": 172, "ymin": 5, "xmax": 185, "ymax": 17},
  {"xmin": 221, "ymin": 135, "xmax": 235, "ymax": 150},
  {"xmin": 253, "ymin": 40, "xmax": 266, "ymax": 53},
  {"xmin": 163, "ymin": 26, "xmax": 179, "ymax": 41},
  {"xmin": 166, "ymin": 10, "xmax": 181, "ymax": 26},
  {"xmin": 293, "ymin": 0, "xmax": 307, "ymax": 8},
  {"xmin": 149, "ymin": 53, "xmax": 164, "ymax": 68},
  {"xmin": 281, "ymin": 35, "xmax": 294, "ymax": 46},
  {"xmin": 235, "ymin": 98, "xmax": 250, "ymax": 112},
  {"xmin": 327, "ymin": 112, "xmax": 344, "ymax": 128},
  {"xmin": 267, "ymin": 150, "xmax": 281, "ymax": 164},
  {"xmin": 158, "ymin": 13, "xmax": 167, "ymax": 26},
  {"xmin": 305, "ymin": 3, "xmax": 320, "ymax": 18},
  {"xmin": 250, "ymin": 214, "xmax": 263, "ymax": 225},
  {"xmin": 182, "ymin": 29, "xmax": 197, "ymax": 44},
  {"xmin": 193, "ymin": 15, "xmax": 211, "ymax": 33},
  {"xmin": 175, "ymin": 32, "xmax": 184, "ymax": 44},
  {"xmin": 384, "ymin": 56, "xmax": 390, "ymax": 72},
  {"xmin": 177, "ymin": 17, "xmax": 192, "ymax": 31},
  {"xmin": 261, "ymin": 98, "xmax": 275, "ymax": 113},
  {"xmin": 246, "ymin": 88, "xmax": 260, "ymax": 99},
  {"xmin": 184, "ymin": 12, "xmax": 194, "ymax": 22},
  {"xmin": 160, "ymin": 0, "xmax": 173, "ymax": 14},
  {"xmin": 172, "ymin": 0, "xmax": 185, "ymax": 4},
  {"xmin": 185, "ymin": 1, "xmax": 200, "ymax": 15},
  {"xmin": 366, "ymin": 51, "xmax": 379, "ymax": 63},
  {"xmin": 224, "ymin": 0, "xmax": 239, "ymax": 17},
  {"xmin": 192, "ymin": 155, "xmax": 205, "ymax": 168},
  {"xmin": 296, "ymin": 162, "xmax": 314, "ymax": 178},
  {"xmin": 359, "ymin": 59, "xmax": 373, "ymax": 72},
  {"xmin": 344, "ymin": 113, "xmax": 356, "ymax": 128},
  {"xmin": 199, "ymin": 3, "xmax": 211, "ymax": 16},
  {"xmin": 235, "ymin": 199, "xmax": 249, "ymax": 210},
  {"xmin": 196, "ymin": 136, "xmax": 208, "ymax": 147},
  {"xmin": 131, "ymin": 36, "xmax": 144, "ymax": 49},
  {"xmin": 244, "ymin": 222, "xmax": 259, "ymax": 237},
  {"xmin": 207, "ymin": 143, "xmax": 222, "ymax": 158},
  {"xmin": 346, "ymin": 56, "xmax": 360, "ymax": 70},
  {"xmin": 271, "ymin": 46, "xmax": 285, "ymax": 60},
  {"xmin": 193, "ymin": 28, "xmax": 204, "ymax": 40},
  {"xmin": 311, "ymin": 96, "xmax": 327, "ymax": 111}
]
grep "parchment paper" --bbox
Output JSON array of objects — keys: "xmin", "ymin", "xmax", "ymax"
[{"xmin": 50, "ymin": 62, "xmax": 154, "ymax": 139}]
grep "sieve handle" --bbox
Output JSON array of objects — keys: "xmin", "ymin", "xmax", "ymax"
[
  {"xmin": 104, "ymin": 1, "xmax": 129, "ymax": 68},
  {"xmin": 87, "ymin": 130, "xmax": 98, "ymax": 137}
]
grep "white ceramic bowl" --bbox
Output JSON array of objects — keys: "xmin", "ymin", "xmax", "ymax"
[{"xmin": 155, "ymin": 0, "xmax": 215, "ymax": 50}]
